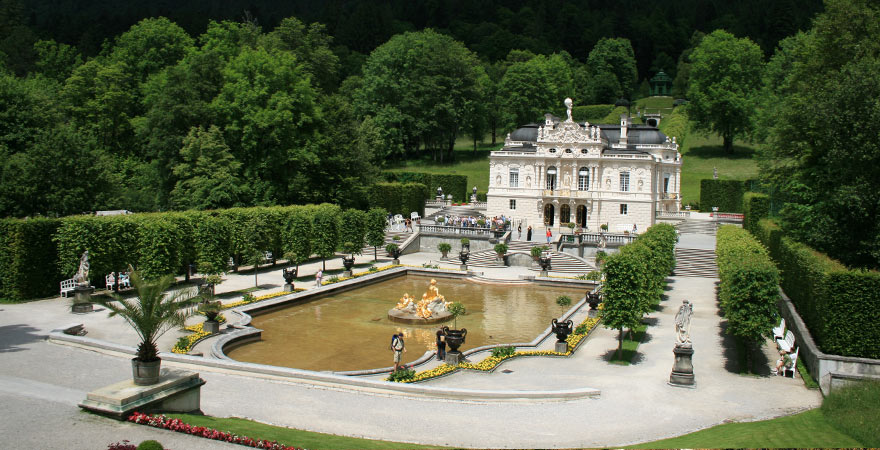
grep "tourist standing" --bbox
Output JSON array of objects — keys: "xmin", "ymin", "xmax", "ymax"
[
  {"xmin": 517, "ymin": 224, "xmax": 522, "ymax": 239},
  {"xmin": 546, "ymin": 228, "xmax": 552, "ymax": 244},
  {"xmin": 436, "ymin": 329, "xmax": 446, "ymax": 361},
  {"xmin": 527, "ymin": 225, "xmax": 533, "ymax": 241},
  {"xmin": 315, "ymin": 269, "xmax": 323, "ymax": 287},
  {"xmin": 391, "ymin": 332, "xmax": 406, "ymax": 371}
]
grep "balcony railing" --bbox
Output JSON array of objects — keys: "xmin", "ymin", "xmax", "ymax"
[
  {"xmin": 419, "ymin": 225, "xmax": 499, "ymax": 238},
  {"xmin": 656, "ymin": 211, "xmax": 691, "ymax": 219}
]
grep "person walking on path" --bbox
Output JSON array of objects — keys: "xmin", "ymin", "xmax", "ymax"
[
  {"xmin": 391, "ymin": 332, "xmax": 406, "ymax": 371},
  {"xmin": 546, "ymin": 228, "xmax": 552, "ymax": 244},
  {"xmin": 435, "ymin": 329, "xmax": 446, "ymax": 361},
  {"xmin": 527, "ymin": 225, "xmax": 532, "ymax": 241},
  {"xmin": 518, "ymin": 224, "xmax": 522, "ymax": 240},
  {"xmin": 315, "ymin": 269, "xmax": 323, "ymax": 287}
]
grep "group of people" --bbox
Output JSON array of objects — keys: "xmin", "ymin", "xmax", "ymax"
[{"xmin": 389, "ymin": 329, "xmax": 449, "ymax": 372}]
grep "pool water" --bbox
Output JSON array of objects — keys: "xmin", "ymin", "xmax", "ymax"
[{"xmin": 225, "ymin": 275, "xmax": 584, "ymax": 372}]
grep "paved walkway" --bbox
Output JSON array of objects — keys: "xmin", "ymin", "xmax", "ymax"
[{"xmin": 0, "ymin": 218, "xmax": 822, "ymax": 449}]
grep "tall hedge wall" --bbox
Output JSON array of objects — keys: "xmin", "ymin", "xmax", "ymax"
[
  {"xmin": 753, "ymin": 219, "xmax": 879, "ymax": 359},
  {"xmin": 658, "ymin": 105, "xmax": 688, "ymax": 148},
  {"xmin": 572, "ymin": 104, "xmax": 614, "ymax": 123},
  {"xmin": 384, "ymin": 172, "xmax": 468, "ymax": 202},
  {"xmin": 742, "ymin": 192, "xmax": 770, "ymax": 235},
  {"xmin": 716, "ymin": 225, "xmax": 779, "ymax": 350},
  {"xmin": 368, "ymin": 182, "xmax": 428, "ymax": 216},
  {"xmin": 0, "ymin": 218, "xmax": 63, "ymax": 301},
  {"xmin": 700, "ymin": 179, "xmax": 750, "ymax": 213}
]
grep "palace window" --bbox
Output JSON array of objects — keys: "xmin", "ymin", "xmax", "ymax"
[
  {"xmin": 619, "ymin": 171, "xmax": 630, "ymax": 192},
  {"xmin": 509, "ymin": 168, "xmax": 519, "ymax": 187},
  {"xmin": 549, "ymin": 148, "xmax": 557, "ymax": 153},
  {"xmin": 546, "ymin": 166, "xmax": 557, "ymax": 190},
  {"xmin": 509, "ymin": 199, "xmax": 516, "ymax": 210},
  {"xmin": 578, "ymin": 167, "xmax": 590, "ymax": 191},
  {"xmin": 620, "ymin": 204, "xmax": 628, "ymax": 215},
  {"xmin": 564, "ymin": 148, "xmax": 572, "ymax": 153}
]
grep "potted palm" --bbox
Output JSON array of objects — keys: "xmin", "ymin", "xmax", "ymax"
[
  {"xmin": 198, "ymin": 299, "xmax": 222, "ymax": 334},
  {"xmin": 531, "ymin": 245, "xmax": 547, "ymax": 261},
  {"xmin": 438, "ymin": 242, "xmax": 452, "ymax": 258},
  {"xmin": 94, "ymin": 271, "xmax": 198, "ymax": 385}
]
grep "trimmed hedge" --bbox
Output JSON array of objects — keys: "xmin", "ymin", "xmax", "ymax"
[
  {"xmin": 597, "ymin": 106, "xmax": 629, "ymax": 124},
  {"xmin": 383, "ymin": 172, "xmax": 468, "ymax": 202},
  {"xmin": 368, "ymin": 182, "xmax": 428, "ymax": 216},
  {"xmin": 571, "ymin": 104, "xmax": 614, "ymax": 123},
  {"xmin": 716, "ymin": 225, "xmax": 779, "ymax": 352},
  {"xmin": 742, "ymin": 192, "xmax": 770, "ymax": 235},
  {"xmin": 700, "ymin": 179, "xmax": 749, "ymax": 213},
  {"xmin": 658, "ymin": 104, "xmax": 688, "ymax": 148},
  {"xmin": 753, "ymin": 219, "xmax": 879, "ymax": 359},
  {"xmin": 0, "ymin": 218, "xmax": 63, "ymax": 301}
]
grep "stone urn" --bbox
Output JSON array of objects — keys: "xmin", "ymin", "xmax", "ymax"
[
  {"xmin": 551, "ymin": 318, "xmax": 573, "ymax": 343},
  {"xmin": 538, "ymin": 255, "xmax": 552, "ymax": 276},
  {"xmin": 342, "ymin": 256, "xmax": 355, "ymax": 271},
  {"xmin": 587, "ymin": 292, "xmax": 601, "ymax": 311},
  {"xmin": 442, "ymin": 326, "xmax": 468, "ymax": 353},
  {"xmin": 282, "ymin": 267, "xmax": 297, "ymax": 291},
  {"xmin": 390, "ymin": 247, "xmax": 402, "ymax": 265}
]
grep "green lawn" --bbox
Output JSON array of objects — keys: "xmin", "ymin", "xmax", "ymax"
[
  {"xmin": 166, "ymin": 414, "xmax": 443, "ymax": 450},
  {"xmin": 627, "ymin": 408, "xmax": 864, "ymax": 448},
  {"xmin": 680, "ymin": 132, "xmax": 759, "ymax": 206},
  {"xmin": 635, "ymin": 96, "xmax": 674, "ymax": 112},
  {"xmin": 385, "ymin": 138, "xmax": 500, "ymax": 193}
]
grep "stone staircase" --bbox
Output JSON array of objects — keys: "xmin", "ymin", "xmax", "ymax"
[
  {"xmin": 441, "ymin": 240, "xmax": 595, "ymax": 274},
  {"xmin": 675, "ymin": 220, "xmax": 718, "ymax": 235},
  {"xmin": 359, "ymin": 230, "xmax": 411, "ymax": 256},
  {"xmin": 673, "ymin": 247, "xmax": 718, "ymax": 278}
]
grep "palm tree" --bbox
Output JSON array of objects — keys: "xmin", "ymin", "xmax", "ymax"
[{"xmin": 94, "ymin": 271, "xmax": 197, "ymax": 384}]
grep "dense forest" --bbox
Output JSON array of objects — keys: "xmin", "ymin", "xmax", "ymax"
[{"xmin": 3, "ymin": 0, "xmax": 880, "ymax": 268}]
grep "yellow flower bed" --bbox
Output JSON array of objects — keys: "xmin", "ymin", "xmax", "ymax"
[
  {"xmin": 320, "ymin": 264, "xmax": 403, "ymax": 285},
  {"xmin": 221, "ymin": 289, "xmax": 301, "ymax": 309},
  {"xmin": 172, "ymin": 313, "xmax": 227, "ymax": 354},
  {"xmin": 389, "ymin": 315, "xmax": 602, "ymax": 382}
]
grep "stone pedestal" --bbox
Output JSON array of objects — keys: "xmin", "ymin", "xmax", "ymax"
[
  {"xmin": 79, "ymin": 370, "xmax": 205, "ymax": 420},
  {"xmin": 539, "ymin": 270, "xmax": 548, "ymax": 278},
  {"xmin": 203, "ymin": 320, "xmax": 220, "ymax": 334},
  {"xmin": 392, "ymin": 258, "xmax": 400, "ymax": 265},
  {"xmin": 459, "ymin": 264, "xmax": 468, "ymax": 271},
  {"xmin": 342, "ymin": 270, "xmax": 353, "ymax": 278},
  {"xmin": 669, "ymin": 344, "xmax": 695, "ymax": 388},
  {"xmin": 283, "ymin": 283, "xmax": 294, "ymax": 292},
  {"xmin": 72, "ymin": 286, "xmax": 94, "ymax": 313},
  {"xmin": 445, "ymin": 351, "xmax": 464, "ymax": 365},
  {"xmin": 555, "ymin": 341, "xmax": 569, "ymax": 353}
]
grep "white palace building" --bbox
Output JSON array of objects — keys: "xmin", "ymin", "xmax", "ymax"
[{"xmin": 486, "ymin": 98, "xmax": 682, "ymax": 232}]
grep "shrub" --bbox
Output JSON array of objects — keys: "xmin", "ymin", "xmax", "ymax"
[
  {"xmin": 491, "ymin": 346, "xmax": 516, "ymax": 358},
  {"xmin": 531, "ymin": 245, "xmax": 547, "ymax": 259},
  {"xmin": 387, "ymin": 367, "xmax": 415, "ymax": 382},
  {"xmin": 0, "ymin": 217, "xmax": 63, "ymax": 301},
  {"xmin": 571, "ymin": 104, "xmax": 614, "ymax": 123},
  {"xmin": 460, "ymin": 238, "xmax": 469, "ymax": 247},
  {"xmin": 494, "ymin": 243, "xmax": 508, "ymax": 255},
  {"xmin": 385, "ymin": 172, "xmax": 468, "ymax": 203},
  {"xmin": 658, "ymin": 104, "xmax": 688, "ymax": 148},
  {"xmin": 556, "ymin": 295, "xmax": 572, "ymax": 316},
  {"xmin": 368, "ymin": 182, "xmax": 428, "ymax": 216},
  {"xmin": 448, "ymin": 301, "xmax": 466, "ymax": 328},
  {"xmin": 742, "ymin": 192, "xmax": 770, "ymax": 235},
  {"xmin": 136, "ymin": 440, "xmax": 164, "ymax": 450},
  {"xmin": 716, "ymin": 225, "xmax": 779, "ymax": 370},
  {"xmin": 437, "ymin": 242, "xmax": 451, "ymax": 253},
  {"xmin": 385, "ymin": 243, "xmax": 399, "ymax": 255}
]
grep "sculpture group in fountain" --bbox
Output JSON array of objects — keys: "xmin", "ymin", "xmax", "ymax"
[{"xmin": 394, "ymin": 279, "xmax": 451, "ymax": 320}]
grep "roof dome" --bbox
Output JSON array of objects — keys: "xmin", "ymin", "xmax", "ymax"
[{"xmin": 509, "ymin": 123, "xmax": 539, "ymax": 142}]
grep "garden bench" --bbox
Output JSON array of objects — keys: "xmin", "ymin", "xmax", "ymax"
[
  {"xmin": 60, "ymin": 279, "xmax": 77, "ymax": 297},
  {"xmin": 783, "ymin": 346, "xmax": 799, "ymax": 378},
  {"xmin": 105, "ymin": 272, "xmax": 132, "ymax": 291},
  {"xmin": 772, "ymin": 318, "xmax": 786, "ymax": 341},
  {"xmin": 777, "ymin": 330, "xmax": 796, "ymax": 353}
]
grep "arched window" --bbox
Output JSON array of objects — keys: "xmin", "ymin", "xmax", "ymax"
[
  {"xmin": 578, "ymin": 167, "xmax": 590, "ymax": 191},
  {"xmin": 546, "ymin": 166, "xmax": 557, "ymax": 190}
]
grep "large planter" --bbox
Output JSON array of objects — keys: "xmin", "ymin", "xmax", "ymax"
[
  {"xmin": 203, "ymin": 319, "xmax": 220, "ymax": 334},
  {"xmin": 458, "ymin": 250, "xmax": 469, "ymax": 264},
  {"xmin": 442, "ymin": 326, "xmax": 468, "ymax": 353},
  {"xmin": 132, "ymin": 358, "xmax": 162, "ymax": 386},
  {"xmin": 551, "ymin": 318, "xmax": 573, "ymax": 343},
  {"xmin": 342, "ymin": 256, "xmax": 355, "ymax": 271}
]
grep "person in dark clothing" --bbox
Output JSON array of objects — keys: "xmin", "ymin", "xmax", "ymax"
[
  {"xmin": 436, "ymin": 329, "xmax": 446, "ymax": 361},
  {"xmin": 527, "ymin": 225, "xmax": 533, "ymax": 241}
]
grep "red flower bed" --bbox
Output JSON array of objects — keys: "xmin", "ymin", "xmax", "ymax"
[{"xmin": 128, "ymin": 412, "xmax": 303, "ymax": 450}]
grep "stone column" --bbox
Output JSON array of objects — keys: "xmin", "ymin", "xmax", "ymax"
[{"xmin": 669, "ymin": 343, "xmax": 695, "ymax": 387}]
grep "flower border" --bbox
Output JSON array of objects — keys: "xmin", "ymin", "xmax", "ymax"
[
  {"xmin": 389, "ymin": 315, "xmax": 602, "ymax": 383},
  {"xmin": 128, "ymin": 412, "xmax": 303, "ymax": 450}
]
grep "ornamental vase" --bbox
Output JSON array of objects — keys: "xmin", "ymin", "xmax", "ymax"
[
  {"xmin": 131, "ymin": 358, "xmax": 161, "ymax": 386},
  {"xmin": 442, "ymin": 326, "xmax": 468, "ymax": 353},
  {"xmin": 342, "ymin": 257, "xmax": 355, "ymax": 271},
  {"xmin": 551, "ymin": 318, "xmax": 573, "ymax": 343}
]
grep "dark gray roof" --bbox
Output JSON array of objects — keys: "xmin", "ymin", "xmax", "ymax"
[
  {"xmin": 509, "ymin": 123, "xmax": 539, "ymax": 142},
  {"xmin": 599, "ymin": 124, "xmax": 667, "ymax": 145}
]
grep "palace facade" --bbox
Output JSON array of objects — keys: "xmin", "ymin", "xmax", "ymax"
[{"xmin": 486, "ymin": 99, "xmax": 682, "ymax": 232}]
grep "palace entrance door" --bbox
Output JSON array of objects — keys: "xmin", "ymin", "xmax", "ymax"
[{"xmin": 543, "ymin": 204, "xmax": 555, "ymax": 226}]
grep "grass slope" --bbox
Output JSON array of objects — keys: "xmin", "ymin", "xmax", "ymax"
[
  {"xmin": 166, "ymin": 414, "xmax": 443, "ymax": 450},
  {"xmin": 680, "ymin": 133, "xmax": 759, "ymax": 206},
  {"xmin": 627, "ymin": 408, "xmax": 863, "ymax": 448}
]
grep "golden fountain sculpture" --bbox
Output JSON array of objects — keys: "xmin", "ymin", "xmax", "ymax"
[{"xmin": 390, "ymin": 279, "xmax": 452, "ymax": 323}]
